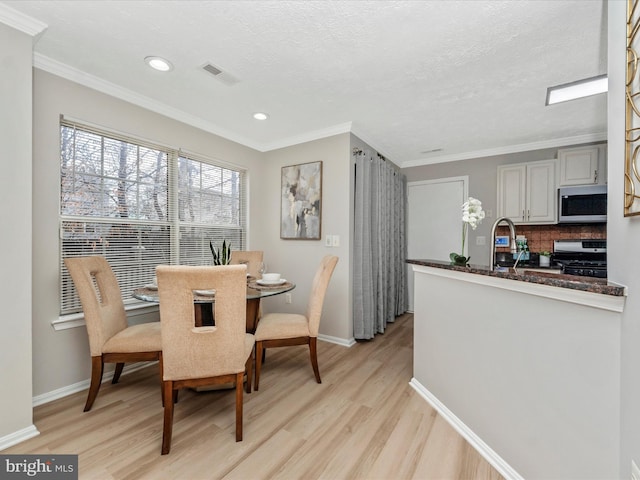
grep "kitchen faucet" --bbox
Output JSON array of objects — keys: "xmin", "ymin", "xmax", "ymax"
[{"xmin": 489, "ymin": 217, "xmax": 518, "ymax": 271}]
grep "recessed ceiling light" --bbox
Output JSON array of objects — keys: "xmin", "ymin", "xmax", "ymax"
[
  {"xmin": 545, "ymin": 74, "xmax": 607, "ymax": 105},
  {"xmin": 253, "ymin": 112, "xmax": 269, "ymax": 120},
  {"xmin": 144, "ymin": 56, "xmax": 173, "ymax": 72}
]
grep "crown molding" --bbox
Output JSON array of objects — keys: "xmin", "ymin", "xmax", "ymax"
[
  {"xmin": 0, "ymin": 3, "xmax": 47, "ymax": 36},
  {"xmin": 33, "ymin": 53, "xmax": 359, "ymax": 153},
  {"xmin": 31, "ymin": 53, "xmax": 603, "ymax": 164},
  {"xmin": 33, "ymin": 53, "xmax": 267, "ymax": 152},
  {"xmin": 261, "ymin": 122, "xmax": 353, "ymax": 152},
  {"xmin": 400, "ymin": 132, "xmax": 608, "ymax": 168}
]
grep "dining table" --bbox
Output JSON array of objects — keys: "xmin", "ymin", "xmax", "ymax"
[{"xmin": 133, "ymin": 277, "xmax": 295, "ymax": 333}]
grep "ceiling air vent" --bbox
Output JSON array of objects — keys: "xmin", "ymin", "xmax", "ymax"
[{"xmin": 201, "ymin": 62, "xmax": 239, "ymax": 86}]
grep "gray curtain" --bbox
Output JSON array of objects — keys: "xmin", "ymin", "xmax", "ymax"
[{"xmin": 353, "ymin": 149, "xmax": 408, "ymax": 340}]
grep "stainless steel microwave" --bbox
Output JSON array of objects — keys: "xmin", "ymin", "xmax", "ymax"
[{"xmin": 558, "ymin": 185, "xmax": 607, "ymax": 223}]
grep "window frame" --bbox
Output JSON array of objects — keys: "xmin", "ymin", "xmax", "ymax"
[{"xmin": 57, "ymin": 118, "xmax": 247, "ymax": 326}]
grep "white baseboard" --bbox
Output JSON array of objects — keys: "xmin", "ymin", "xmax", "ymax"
[
  {"xmin": 3, "ymin": 363, "xmax": 157, "ymax": 451},
  {"xmin": 32, "ymin": 361, "xmax": 158, "ymax": 407},
  {"xmin": 409, "ymin": 378, "xmax": 523, "ymax": 480},
  {"xmin": 318, "ymin": 333, "xmax": 355, "ymax": 347},
  {"xmin": 0, "ymin": 425, "xmax": 40, "ymax": 452}
]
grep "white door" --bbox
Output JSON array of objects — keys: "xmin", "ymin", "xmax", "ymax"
[{"xmin": 407, "ymin": 176, "xmax": 468, "ymax": 311}]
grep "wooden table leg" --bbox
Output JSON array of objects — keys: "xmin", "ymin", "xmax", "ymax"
[
  {"xmin": 194, "ymin": 304, "xmax": 214, "ymax": 327},
  {"xmin": 195, "ymin": 301, "xmax": 259, "ymax": 332},
  {"xmin": 246, "ymin": 298, "xmax": 260, "ymax": 333}
]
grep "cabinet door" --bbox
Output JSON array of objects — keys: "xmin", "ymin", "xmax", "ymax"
[
  {"xmin": 558, "ymin": 146, "xmax": 599, "ymax": 185},
  {"xmin": 497, "ymin": 165, "xmax": 526, "ymax": 223},
  {"xmin": 526, "ymin": 160, "xmax": 556, "ymax": 223}
]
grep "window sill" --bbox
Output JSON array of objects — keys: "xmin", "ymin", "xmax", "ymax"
[{"xmin": 52, "ymin": 302, "xmax": 159, "ymax": 331}]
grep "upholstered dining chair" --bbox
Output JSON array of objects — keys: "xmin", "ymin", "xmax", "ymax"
[
  {"xmin": 230, "ymin": 250, "xmax": 264, "ymax": 278},
  {"xmin": 156, "ymin": 264, "xmax": 254, "ymax": 455},
  {"xmin": 64, "ymin": 256, "xmax": 162, "ymax": 412},
  {"xmin": 254, "ymin": 255, "xmax": 338, "ymax": 390},
  {"xmin": 231, "ymin": 250, "xmax": 265, "ymax": 323}
]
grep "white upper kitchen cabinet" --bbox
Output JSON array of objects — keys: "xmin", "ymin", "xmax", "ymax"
[
  {"xmin": 558, "ymin": 144, "xmax": 607, "ymax": 186},
  {"xmin": 497, "ymin": 159, "xmax": 557, "ymax": 224}
]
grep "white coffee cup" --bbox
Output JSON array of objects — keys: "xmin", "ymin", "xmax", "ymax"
[{"xmin": 261, "ymin": 273, "xmax": 281, "ymax": 282}]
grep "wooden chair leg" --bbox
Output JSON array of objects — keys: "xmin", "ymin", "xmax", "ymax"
[
  {"xmin": 309, "ymin": 337, "xmax": 321, "ymax": 384},
  {"xmin": 84, "ymin": 356, "xmax": 104, "ymax": 412},
  {"xmin": 161, "ymin": 380, "xmax": 175, "ymax": 455},
  {"xmin": 158, "ymin": 353, "xmax": 164, "ymax": 407},
  {"xmin": 157, "ymin": 355, "xmax": 178, "ymax": 404},
  {"xmin": 254, "ymin": 341, "xmax": 263, "ymax": 391},
  {"xmin": 235, "ymin": 372, "xmax": 243, "ymax": 442},
  {"xmin": 112, "ymin": 362, "xmax": 125, "ymax": 384},
  {"xmin": 244, "ymin": 355, "xmax": 252, "ymax": 394}
]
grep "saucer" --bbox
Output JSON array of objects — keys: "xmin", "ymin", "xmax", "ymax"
[
  {"xmin": 194, "ymin": 289, "xmax": 216, "ymax": 296},
  {"xmin": 256, "ymin": 278, "xmax": 286, "ymax": 286},
  {"xmin": 144, "ymin": 284, "xmax": 158, "ymax": 290}
]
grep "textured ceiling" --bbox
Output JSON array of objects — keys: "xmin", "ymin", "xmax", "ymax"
[{"xmin": 1, "ymin": 0, "xmax": 608, "ymax": 167}]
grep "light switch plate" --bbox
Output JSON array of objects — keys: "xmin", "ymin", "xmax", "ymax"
[
  {"xmin": 325, "ymin": 235, "xmax": 332, "ymax": 247},
  {"xmin": 332, "ymin": 235, "xmax": 340, "ymax": 247}
]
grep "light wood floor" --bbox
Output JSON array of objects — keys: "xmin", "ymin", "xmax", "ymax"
[{"xmin": 7, "ymin": 314, "xmax": 504, "ymax": 480}]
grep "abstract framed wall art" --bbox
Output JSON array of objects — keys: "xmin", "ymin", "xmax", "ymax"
[
  {"xmin": 280, "ymin": 161, "xmax": 322, "ymax": 239},
  {"xmin": 627, "ymin": 0, "xmax": 640, "ymax": 215}
]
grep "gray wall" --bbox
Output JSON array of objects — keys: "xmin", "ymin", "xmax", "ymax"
[
  {"xmin": 29, "ymin": 68, "xmax": 355, "ymax": 401},
  {"xmin": 259, "ymin": 134, "xmax": 352, "ymax": 342},
  {"xmin": 31, "ymin": 69, "xmax": 266, "ymax": 397},
  {"xmin": 0, "ymin": 22, "xmax": 35, "ymax": 441}
]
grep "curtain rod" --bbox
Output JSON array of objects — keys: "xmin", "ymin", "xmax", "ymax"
[{"xmin": 352, "ymin": 147, "xmax": 387, "ymax": 161}]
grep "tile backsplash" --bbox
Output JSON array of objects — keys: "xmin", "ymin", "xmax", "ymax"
[{"xmin": 495, "ymin": 223, "xmax": 606, "ymax": 253}]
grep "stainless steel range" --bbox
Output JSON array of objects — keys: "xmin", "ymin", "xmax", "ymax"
[{"xmin": 552, "ymin": 239, "xmax": 607, "ymax": 278}]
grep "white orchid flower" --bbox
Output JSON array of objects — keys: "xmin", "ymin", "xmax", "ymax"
[{"xmin": 451, "ymin": 197, "xmax": 485, "ymax": 265}]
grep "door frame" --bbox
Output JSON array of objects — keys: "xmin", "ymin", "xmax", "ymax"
[{"xmin": 406, "ymin": 176, "xmax": 468, "ymax": 312}]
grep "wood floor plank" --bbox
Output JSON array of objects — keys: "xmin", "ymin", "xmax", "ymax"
[{"xmin": 5, "ymin": 314, "xmax": 505, "ymax": 480}]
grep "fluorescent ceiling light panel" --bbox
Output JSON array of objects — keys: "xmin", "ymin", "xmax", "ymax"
[
  {"xmin": 546, "ymin": 74, "xmax": 608, "ymax": 105},
  {"xmin": 253, "ymin": 112, "xmax": 269, "ymax": 120}
]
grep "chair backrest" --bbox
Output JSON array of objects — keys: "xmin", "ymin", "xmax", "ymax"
[
  {"xmin": 230, "ymin": 250, "xmax": 264, "ymax": 278},
  {"xmin": 306, "ymin": 255, "xmax": 339, "ymax": 337},
  {"xmin": 64, "ymin": 256, "xmax": 128, "ymax": 356},
  {"xmin": 156, "ymin": 264, "xmax": 248, "ymax": 381}
]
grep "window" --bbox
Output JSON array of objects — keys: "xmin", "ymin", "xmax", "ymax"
[{"xmin": 59, "ymin": 120, "xmax": 246, "ymax": 315}]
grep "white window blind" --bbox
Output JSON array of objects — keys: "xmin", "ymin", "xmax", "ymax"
[
  {"xmin": 59, "ymin": 120, "xmax": 246, "ymax": 315},
  {"xmin": 177, "ymin": 155, "xmax": 246, "ymax": 266}
]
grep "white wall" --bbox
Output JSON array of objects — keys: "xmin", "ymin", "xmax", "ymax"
[
  {"xmin": 608, "ymin": 1, "xmax": 640, "ymax": 475},
  {"xmin": 258, "ymin": 134, "xmax": 353, "ymax": 342},
  {"xmin": 413, "ymin": 267, "xmax": 621, "ymax": 478},
  {"xmin": 0, "ymin": 22, "xmax": 37, "ymax": 443}
]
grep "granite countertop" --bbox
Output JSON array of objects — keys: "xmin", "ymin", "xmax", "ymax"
[{"xmin": 406, "ymin": 259, "xmax": 625, "ymax": 297}]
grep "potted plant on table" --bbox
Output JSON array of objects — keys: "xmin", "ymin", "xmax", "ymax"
[
  {"xmin": 539, "ymin": 251, "xmax": 551, "ymax": 267},
  {"xmin": 210, "ymin": 240, "xmax": 231, "ymax": 265}
]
